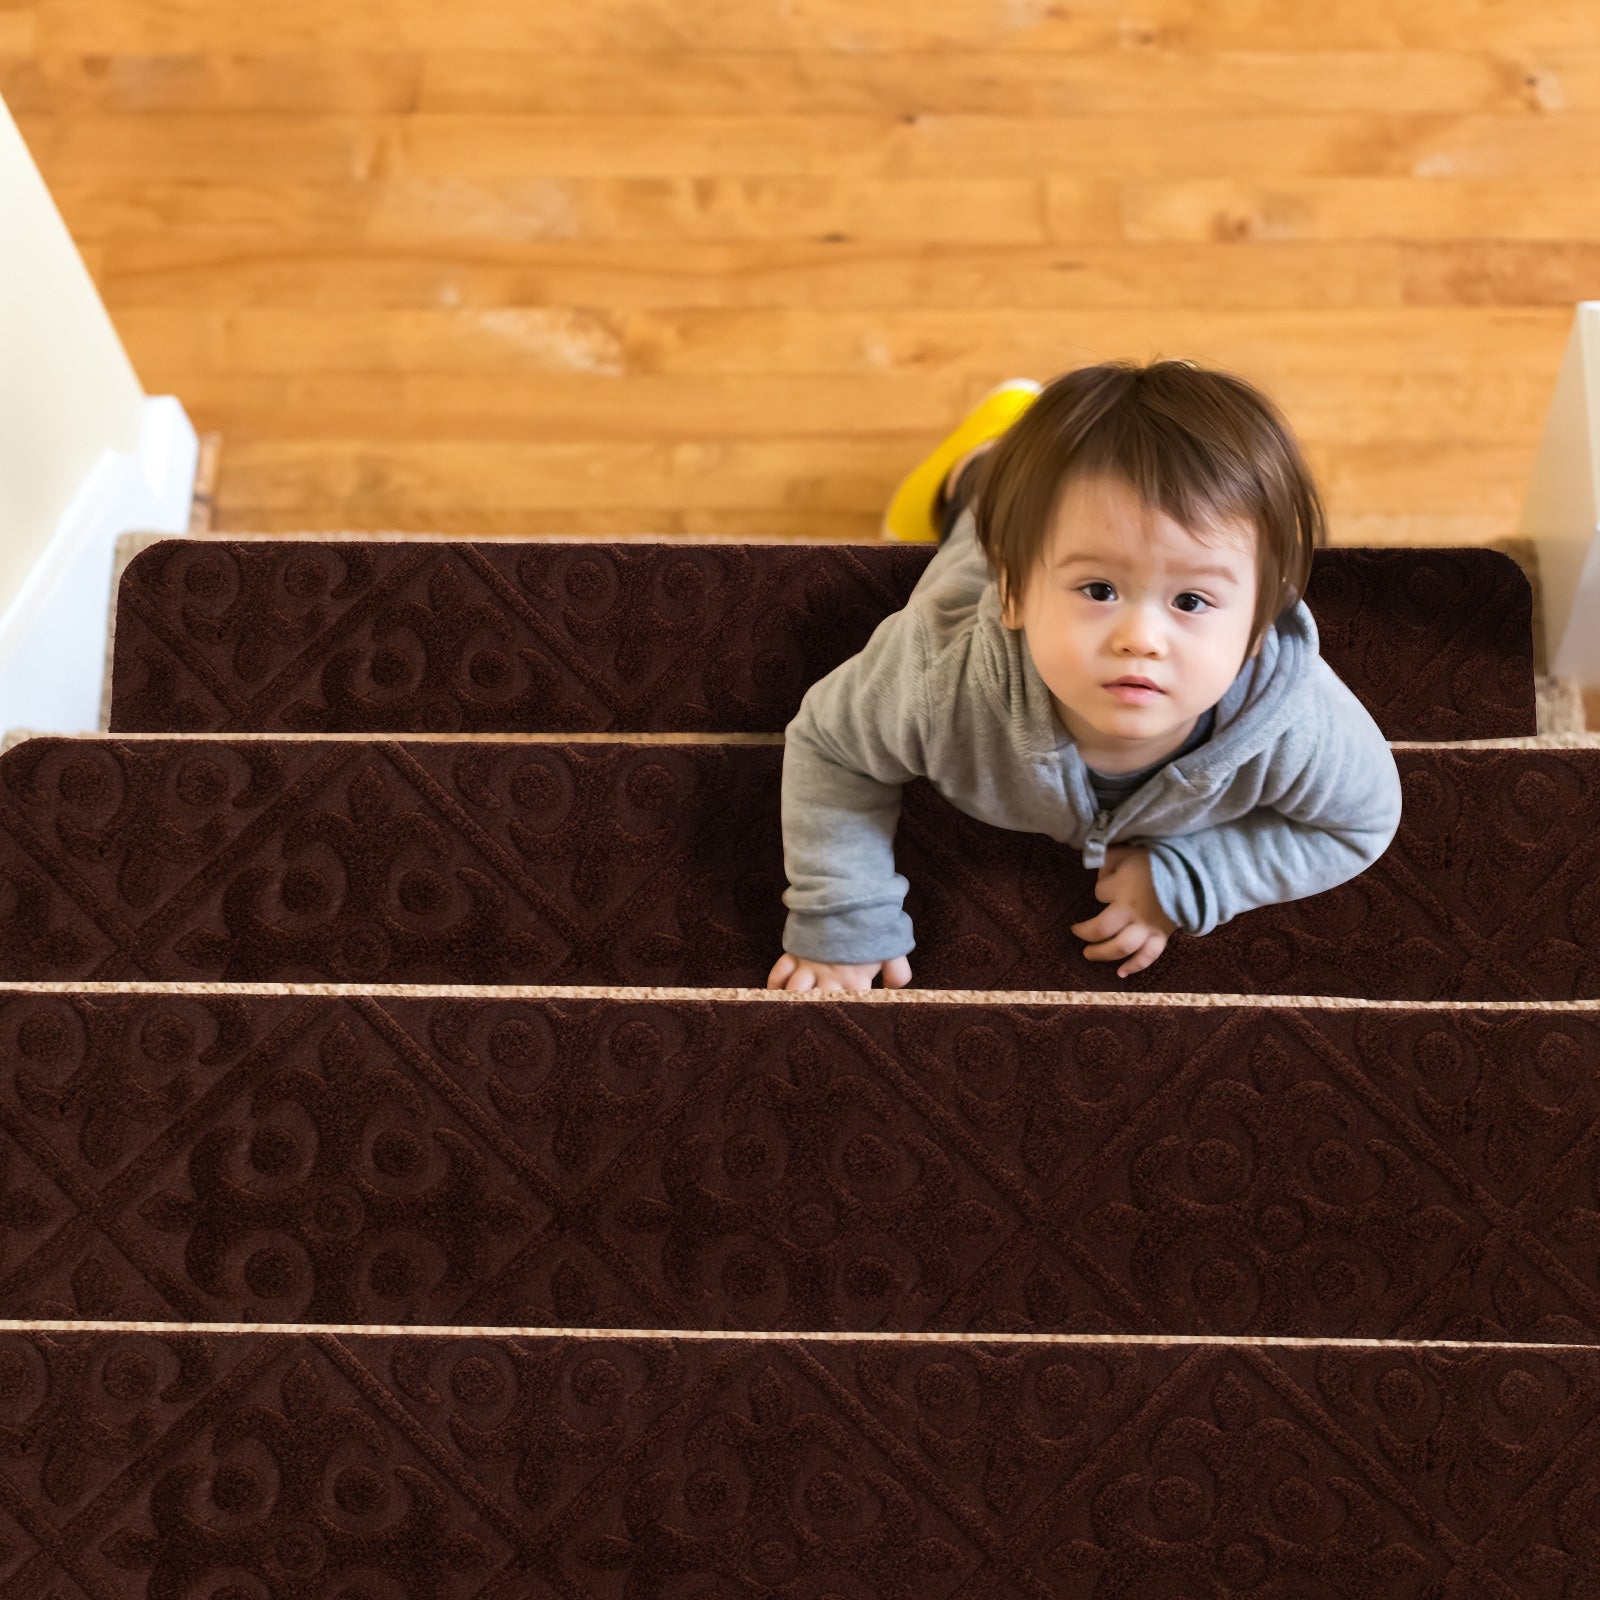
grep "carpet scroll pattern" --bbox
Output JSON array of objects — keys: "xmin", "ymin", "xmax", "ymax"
[
  {"xmin": 0, "ymin": 991, "xmax": 1596, "ymax": 1342},
  {"xmin": 0, "ymin": 533, "xmax": 1585, "ymax": 1595},
  {"xmin": 109, "ymin": 540, "xmax": 1537, "ymax": 740},
  {"xmin": 2, "ymin": 1333, "xmax": 1598, "ymax": 1599},
  {"xmin": 0, "ymin": 737, "xmax": 1596, "ymax": 998}
]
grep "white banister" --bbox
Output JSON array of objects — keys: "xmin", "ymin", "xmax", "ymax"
[
  {"xmin": 1518, "ymin": 301, "xmax": 1600, "ymax": 684},
  {"xmin": 0, "ymin": 92, "xmax": 196, "ymax": 736}
]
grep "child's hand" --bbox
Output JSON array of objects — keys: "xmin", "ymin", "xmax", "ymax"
[
  {"xmin": 1071, "ymin": 844, "xmax": 1179, "ymax": 978},
  {"xmin": 767, "ymin": 952, "xmax": 913, "ymax": 994}
]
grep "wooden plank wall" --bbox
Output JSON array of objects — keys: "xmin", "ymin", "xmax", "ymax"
[{"xmin": 1, "ymin": 1, "xmax": 1597, "ymax": 563}]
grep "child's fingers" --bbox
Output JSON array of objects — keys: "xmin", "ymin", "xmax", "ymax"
[
  {"xmin": 1115, "ymin": 937, "xmax": 1159, "ymax": 978},
  {"xmin": 1071, "ymin": 903, "xmax": 1134, "ymax": 942},
  {"xmin": 1080, "ymin": 922, "xmax": 1151, "ymax": 962},
  {"xmin": 1116, "ymin": 932, "xmax": 1169, "ymax": 979},
  {"xmin": 881, "ymin": 955, "xmax": 913, "ymax": 988}
]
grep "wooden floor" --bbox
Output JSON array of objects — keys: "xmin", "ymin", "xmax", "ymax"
[{"xmin": 2, "ymin": 3, "xmax": 1599, "ymax": 551}]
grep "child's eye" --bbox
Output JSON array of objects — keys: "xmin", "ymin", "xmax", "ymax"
[{"xmin": 1077, "ymin": 582, "xmax": 1212, "ymax": 614}]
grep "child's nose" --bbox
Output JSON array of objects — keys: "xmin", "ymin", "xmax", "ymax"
[{"xmin": 1112, "ymin": 604, "xmax": 1165, "ymax": 654}]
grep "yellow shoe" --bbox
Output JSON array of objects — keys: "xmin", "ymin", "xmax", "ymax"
[{"xmin": 881, "ymin": 378, "xmax": 1043, "ymax": 542}]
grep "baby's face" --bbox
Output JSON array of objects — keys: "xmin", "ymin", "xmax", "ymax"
[{"xmin": 999, "ymin": 473, "xmax": 1262, "ymax": 760}]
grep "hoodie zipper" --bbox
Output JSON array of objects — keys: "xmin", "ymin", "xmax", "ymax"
[{"xmin": 1082, "ymin": 807, "xmax": 1114, "ymax": 869}]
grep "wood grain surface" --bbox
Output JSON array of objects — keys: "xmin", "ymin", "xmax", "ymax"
[{"xmin": 2, "ymin": 3, "xmax": 1596, "ymax": 547}]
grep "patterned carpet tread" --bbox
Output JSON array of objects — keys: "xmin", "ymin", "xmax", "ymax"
[
  {"xmin": 108, "ymin": 541, "xmax": 1537, "ymax": 740},
  {"xmin": 0, "ymin": 737, "xmax": 1592, "ymax": 999},
  {"xmin": 0, "ymin": 990, "xmax": 1592, "ymax": 1341},
  {"xmin": 0, "ymin": 1329, "xmax": 1590, "ymax": 1599}
]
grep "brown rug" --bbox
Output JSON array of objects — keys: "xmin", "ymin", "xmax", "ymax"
[
  {"xmin": 0, "ymin": 1328, "xmax": 1591, "ymax": 1598},
  {"xmin": 0, "ymin": 738, "xmax": 1594, "ymax": 998},
  {"xmin": 108, "ymin": 541, "xmax": 1537, "ymax": 741},
  {"xmin": 3, "ymin": 527, "xmax": 1591, "ymax": 1596},
  {"xmin": 0, "ymin": 988, "xmax": 1595, "ymax": 1342}
]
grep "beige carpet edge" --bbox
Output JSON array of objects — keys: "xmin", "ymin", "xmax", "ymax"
[
  {"xmin": 0, "ymin": 1319, "xmax": 1589, "ymax": 1352},
  {"xmin": 0, "ymin": 982, "xmax": 1591, "ymax": 1011}
]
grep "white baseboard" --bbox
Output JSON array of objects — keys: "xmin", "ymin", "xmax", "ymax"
[{"xmin": 0, "ymin": 395, "xmax": 197, "ymax": 739}]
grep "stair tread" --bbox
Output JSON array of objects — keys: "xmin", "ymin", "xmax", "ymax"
[
  {"xmin": 108, "ymin": 540, "xmax": 1538, "ymax": 741},
  {"xmin": 0, "ymin": 988, "xmax": 1592, "ymax": 1340},
  {"xmin": 13, "ymin": 530, "xmax": 1587, "ymax": 1586},
  {"xmin": 0, "ymin": 736, "xmax": 1591, "ymax": 998},
  {"xmin": 0, "ymin": 1327, "xmax": 1588, "ymax": 1596}
]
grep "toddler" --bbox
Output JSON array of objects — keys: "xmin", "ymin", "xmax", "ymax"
[{"xmin": 766, "ymin": 357, "xmax": 1405, "ymax": 994}]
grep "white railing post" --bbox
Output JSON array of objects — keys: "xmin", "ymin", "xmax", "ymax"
[
  {"xmin": 1517, "ymin": 301, "xmax": 1600, "ymax": 685},
  {"xmin": 0, "ymin": 92, "xmax": 196, "ymax": 736}
]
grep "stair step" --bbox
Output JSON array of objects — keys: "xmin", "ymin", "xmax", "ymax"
[
  {"xmin": 0, "ymin": 736, "xmax": 1593, "ymax": 998},
  {"xmin": 108, "ymin": 540, "xmax": 1537, "ymax": 741},
  {"xmin": 0, "ymin": 1326, "xmax": 1589, "ymax": 1596},
  {"xmin": 0, "ymin": 986, "xmax": 1595, "ymax": 1339},
  {"xmin": 24, "ymin": 528, "xmax": 1590, "ymax": 1593}
]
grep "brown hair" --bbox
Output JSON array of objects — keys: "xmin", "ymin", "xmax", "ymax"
[{"xmin": 970, "ymin": 357, "xmax": 1327, "ymax": 658}]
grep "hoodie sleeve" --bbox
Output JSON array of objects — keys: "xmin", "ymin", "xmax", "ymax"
[
  {"xmin": 1139, "ymin": 666, "xmax": 1405, "ymax": 938},
  {"xmin": 779, "ymin": 604, "xmax": 931, "ymax": 963}
]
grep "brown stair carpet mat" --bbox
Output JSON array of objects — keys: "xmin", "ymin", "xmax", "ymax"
[
  {"xmin": 0, "ymin": 1327, "xmax": 1593, "ymax": 1599},
  {"xmin": 29, "ymin": 530, "xmax": 1590, "ymax": 1595},
  {"xmin": 0, "ymin": 736, "xmax": 1592, "ymax": 1000},
  {"xmin": 0, "ymin": 987, "xmax": 1596, "ymax": 1342},
  {"xmin": 107, "ymin": 541, "xmax": 1537, "ymax": 741}
]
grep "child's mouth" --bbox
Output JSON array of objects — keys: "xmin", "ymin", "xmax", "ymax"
[{"xmin": 1104, "ymin": 682, "xmax": 1161, "ymax": 702}]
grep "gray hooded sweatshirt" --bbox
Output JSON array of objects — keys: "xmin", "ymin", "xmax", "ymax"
[{"xmin": 779, "ymin": 505, "xmax": 1405, "ymax": 963}]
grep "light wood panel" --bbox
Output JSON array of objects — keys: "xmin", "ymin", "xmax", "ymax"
[
  {"xmin": 34, "ymin": 175, "xmax": 1600, "ymax": 245},
  {"xmin": 22, "ymin": 0, "xmax": 1600, "ymax": 54},
  {"xmin": 3, "ymin": 50, "xmax": 1597, "ymax": 116},
  {"xmin": 94, "ymin": 308, "xmax": 1573, "ymax": 378},
  {"xmin": 0, "ymin": 7, "xmax": 1592, "ymax": 563},
  {"xmin": 75, "ymin": 240, "xmax": 1432, "ymax": 310},
  {"xmin": 156, "ymin": 370, "xmax": 1564, "ymax": 442},
  {"xmin": 19, "ymin": 112, "xmax": 1600, "ymax": 182},
  {"xmin": 208, "ymin": 435, "xmax": 1534, "ymax": 536}
]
